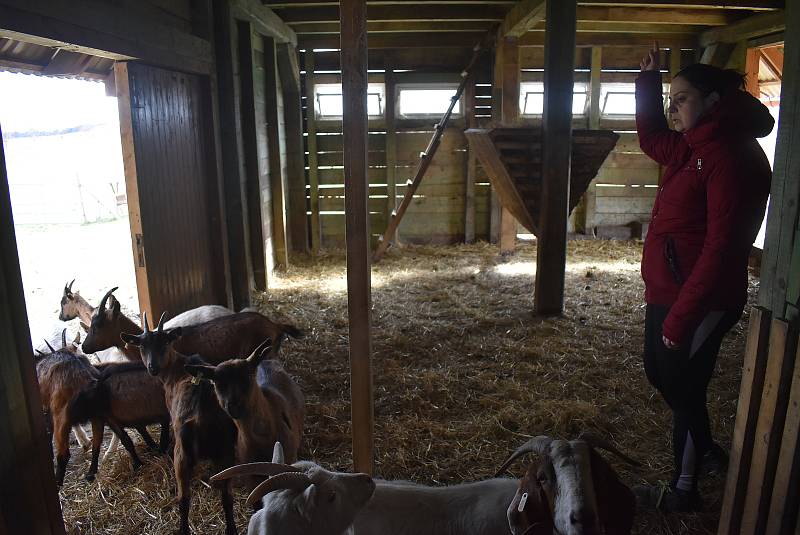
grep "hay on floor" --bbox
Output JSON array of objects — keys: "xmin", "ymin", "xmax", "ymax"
[{"xmin": 59, "ymin": 240, "xmax": 754, "ymax": 534}]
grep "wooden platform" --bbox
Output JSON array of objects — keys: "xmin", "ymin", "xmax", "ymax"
[{"xmin": 465, "ymin": 127, "xmax": 619, "ymax": 236}]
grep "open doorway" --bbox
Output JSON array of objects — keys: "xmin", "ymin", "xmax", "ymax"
[{"xmin": 0, "ymin": 69, "xmax": 139, "ymax": 352}]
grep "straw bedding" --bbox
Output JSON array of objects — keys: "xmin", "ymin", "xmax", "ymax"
[{"xmin": 59, "ymin": 239, "xmax": 755, "ymax": 534}]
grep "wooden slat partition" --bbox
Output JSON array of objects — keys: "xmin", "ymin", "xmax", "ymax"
[
  {"xmin": 766, "ymin": 338, "xmax": 800, "ymax": 535},
  {"xmin": 304, "ymin": 50, "xmax": 321, "ymax": 254},
  {"xmin": 719, "ymin": 306, "xmax": 773, "ymax": 535},
  {"xmin": 740, "ymin": 319, "xmax": 799, "ymax": 535}
]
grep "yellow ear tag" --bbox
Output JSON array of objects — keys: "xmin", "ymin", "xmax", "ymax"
[{"xmin": 191, "ymin": 375, "xmax": 201, "ymax": 385}]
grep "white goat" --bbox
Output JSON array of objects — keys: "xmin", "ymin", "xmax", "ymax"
[{"xmin": 213, "ymin": 446, "xmax": 518, "ymax": 535}]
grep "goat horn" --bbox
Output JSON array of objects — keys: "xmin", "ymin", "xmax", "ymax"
[
  {"xmin": 98, "ymin": 287, "xmax": 118, "ymax": 312},
  {"xmin": 43, "ymin": 339, "xmax": 56, "ymax": 353},
  {"xmin": 142, "ymin": 311, "xmax": 150, "ymax": 333},
  {"xmin": 246, "ymin": 472, "xmax": 312, "ymax": 508},
  {"xmin": 245, "ymin": 338, "xmax": 273, "ymax": 364},
  {"xmin": 495, "ymin": 436, "xmax": 554, "ymax": 477},
  {"xmin": 157, "ymin": 311, "xmax": 167, "ymax": 333},
  {"xmin": 576, "ymin": 432, "xmax": 640, "ymax": 467},
  {"xmin": 61, "ymin": 329, "xmax": 68, "ymax": 349},
  {"xmin": 35, "ymin": 349, "xmax": 47, "ymax": 357},
  {"xmin": 210, "ymin": 462, "xmax": 301, "ymax": 483},
  {"xmin": 67, "ymin": 279, "xmax": 75, "ymax": 292}
]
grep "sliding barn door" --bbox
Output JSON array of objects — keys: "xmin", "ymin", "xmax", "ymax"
[{"xmin": 115, "ymin": 62, "xmax": 229, "ymax": 321}]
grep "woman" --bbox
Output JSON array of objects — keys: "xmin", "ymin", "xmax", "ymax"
[{"xmin": 634, "ymin": 43, "xmax": 773, "ymax": 512}]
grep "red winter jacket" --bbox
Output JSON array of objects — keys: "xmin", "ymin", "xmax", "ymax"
[{"xmin": 635, "ymin": 70, "xmax": 773, "ymax": 345}]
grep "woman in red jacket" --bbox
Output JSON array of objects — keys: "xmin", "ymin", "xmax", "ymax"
[{"xmin": 634, "ymin": 44, "xmax": 773, "ymax": 512}]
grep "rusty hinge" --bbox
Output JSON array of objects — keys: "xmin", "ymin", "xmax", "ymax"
[{"xmin": 135, "ymin": 233, "xmax": 146, "ymax": 267}]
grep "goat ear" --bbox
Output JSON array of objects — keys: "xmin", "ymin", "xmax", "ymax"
[
  {"xmin": 294, "ymin": 484, "xmax": 318, "ymax": 522},
  {"xmin": 73, "ymin": 331, "xmax": 81, "ymax": 345},
  {"xmin": 120, "ymin": 332, "xmax": 141, "ymax": 346},
  {"xmin": 185, "ymin": 364, "xmax": 216, "ymax": 381}
]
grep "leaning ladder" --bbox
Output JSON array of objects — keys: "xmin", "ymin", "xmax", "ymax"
[{"xmin": 372, "ymin": 41, "xmax": 485, "ymax": 262}]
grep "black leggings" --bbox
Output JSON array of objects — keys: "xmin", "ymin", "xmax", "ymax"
[{"xmin": 643, "ymin": 304, "xmax": 742, "ymax": 486}]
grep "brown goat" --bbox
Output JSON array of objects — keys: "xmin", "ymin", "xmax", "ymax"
[
  {"xmin": 121, "ymin": 313, "xmax": 238, "ymax": 535},
  {"xmin": 68, "ymin": 361, "xmax": 170, "ymax": 481},
  {"xmin": 185, "ymin": 335, "xmax": 304, "ymax": 474},
  {"xmin": 34, "ymin": 329, "xmax": 101, "ymax": 486},
  {"xmin": 82, "ymin": 287, "xmax": 302, "ymax": 365},
  {"xmin": 59, "ymin": 279, "xmax": 93, "ymax": 329}
]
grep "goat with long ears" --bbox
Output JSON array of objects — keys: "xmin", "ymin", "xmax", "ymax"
[{"xmin": 496, "ymin": 433, "xmax": 638, "ymax": 535}]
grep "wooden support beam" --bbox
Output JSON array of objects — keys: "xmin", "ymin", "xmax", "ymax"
[
  {"xmin": 760, "ymin": 0, "xmax": 799, "ymax": 320},
  {"xmin": 577, "ymin": 0, "xmax": 783, "ymax": 8},
  {"xmin": 230, "ymin": 0, "xmax": 297, "ymax": 45},
  {"xmin": 498, "ymin": 0, "xmax": 546, "ymax": 38},
  {"xmin": 277, "ymin": 4, "xmax": 506, "ymax": 23},
  {"xmin": 213, "ymin": 0, "xmax": 252, "ymax": 309},
  {"xmin": 0, "ymin": 124, "xmax": 66, "ymax": 535},
  {"xmin": 268, "ymin": 0, "xmax": 781, "ymax": 8},
  {"xmin": 464, "ymin": 72, "xmax": 477, "ymax": 244},
  {"xmin": 718, "ymin": 307, "xmax": 772, "ymax": 535},
  {"xmin": 238, "ymin": 21, "xmax": 267, "ymax": 290},
  {"xmin": 535, "ymin": 0, "xmax": 576, "ymax": 315},
  {"xmin": 264, "ymin": 36, "xmax": 290, "ymax": 270},
  {"xmin": 278, "ymin": 43, "xmax": 310, "ymax": 255},
  {"xmin": 700, "ymin": 42, "xmax": 735, "ymax": 67},
  {"xmin": 500, "ymin": 35, "xmax": 520, "ymax": 254},
  {"xmin": 304, "ymin": 50, "xmax": 321, "ymax": 254},
  {"xmin": 575, "ymin": 45, "xmax": 602, "ymax": 234},
  {"xmin": 384, "ymin": 55, "xmax": 399, "ymax": 246},
  {"xmin": 340, "ymin": 0, "xmax": 374, "ymax": 476},
  {"xmin": 744, "ymin": 47, "xmax": 761, "ymax": 97},
  {"xmin": 761, "ymin": 46, "xmax": 784, "ymax": 79},
  {"xmin": 700, "ymin": 10, "xmax": 786, "ymax": 47},
  {"xmin": 489, "ymin": 36, "xmax": 504, "ymax": 244},
  {"xmin": 42, "ymin": 49, "xmax": 91, "ymax": 75},
  {"xmin": 0, "ymin": 0, "xmax": 212, "ymax": 74}
]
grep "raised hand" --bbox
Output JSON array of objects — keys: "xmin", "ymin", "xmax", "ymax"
[{"xmin": 639, "ymin": 41, "xmax": 660, "ymax": 72}]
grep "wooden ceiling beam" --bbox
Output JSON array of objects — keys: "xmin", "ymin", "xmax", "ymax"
[
  {"xmin": 300, "ymin": 30, "xmax": 698, "ymax": 49},
  {"xmin": 576, "ymin": 6, "xmax": 738, "ymax": 25},
  {"xmin": 700, "ymin": 10, "xmax": 785, "ymax": 46},
  {"xmin": 577, "ymin": 0, "xmax": 783, "ymax": 10},
  {"xmin": 41, "ymin": 48, "xmax": 92, "ymax": 75},
  {"xmin": 275, "ymin": 4, "xmax": 507, "ymax": 22},
  {"xmin": 291, "ymin": 20, "xmax": 493, "ymax": 33},
  {"xmin": 760, "ymin": 46, "xmax": 783, "ymax": 78},
  {"xmin": 498, "ymin": 0, "xmax": 545, "ymax": 38}
]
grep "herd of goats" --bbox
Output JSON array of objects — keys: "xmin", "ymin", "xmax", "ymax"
[{"xmin": 33, "ymin": 280, "xmax": 641, "ymax": 535}]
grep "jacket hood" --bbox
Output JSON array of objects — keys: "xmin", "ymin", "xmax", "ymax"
[{"xmin": 686, "ymin": 89, "xmax": 775, "ymax": 145}]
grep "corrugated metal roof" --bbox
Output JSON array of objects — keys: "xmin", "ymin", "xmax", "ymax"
[{"xmin": 0, "ymin": 36, "xmax": 114, "ymax": 80}]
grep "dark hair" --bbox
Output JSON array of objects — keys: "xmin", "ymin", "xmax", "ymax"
[{"xmin": 674, "ymin": 63, "xmax": 746, "ymax": 97}]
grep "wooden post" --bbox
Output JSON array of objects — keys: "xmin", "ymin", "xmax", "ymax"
[
  {"xmin": 500, "ymin": 36, "xmax": 519, "ymax": 254},
  {"xmin": 264, "ymin": 36, "xmax": 289, "ymax": 270},
  {"xmin": 718, "ymin": 307, "xmax": 772, "ymax": 535},
  {"xmin": 237, "ymin": 21, "xmax": 267, "ymax": 291},
  {"xmin": 489, "ymin": 38, "xmax": 504, "ymax": 244},
  {"xmin": 760, "ymin": 0, "xmax": 800, "ymax": 320},
  {"xmin": 740, "ymin": 319, "xmax": 799, "ymax": 535},
  {"xmin": 744, "ymin": 48, "xmax": 760, "ymax": 98},
  {"xmin": 464, "ymin": 72, "xmax": 476, "ymax": 244},
  {"xmin": 278, "ymin": 43, "xmax": 310, "ymax": 255},
  {"xmin": 212, "ymin": 0, "xmax": 252, "ymax": 309},
  {"xmin": 670, "ymin": 45, "xmax": 683, "ymax": 80},
  {"xmin": 0, "ymin": 125, "xmax": 66, "ymax": 535},
  {"xmin": 340, "ymin": 0, "xmax": 374, "ymax": 475},
  {"xmin": 575, "ymin": 46, "xmax": 602, "ymax": 235},
  {"xmin": 384, "ymin": 55, "xmax": 399, "ymax": 245},
  {"xmin": 535, "ymin": 0, "xmax": 576, "ymax": 315},
  {"xmin": 304, "ymin": 50, "xmax": 321, "ymax": 254}
]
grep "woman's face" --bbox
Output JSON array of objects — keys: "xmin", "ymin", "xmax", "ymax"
[{"xmin": 668, "ymin": 76, "xmax": 719, "ymax": 132}]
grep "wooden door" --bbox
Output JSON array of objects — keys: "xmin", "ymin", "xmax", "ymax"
[
  {"xmin": 0, "ymin": 124, "xmax": 65, "ymax": 534},
  {"xmin": 115, "ymin": 62, "xmax": 229, "ymax": 322}
]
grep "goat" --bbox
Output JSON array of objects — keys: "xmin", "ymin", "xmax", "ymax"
[
  {"xmin": 213, "ymin": 456, "xmax": 519, "ymax": 535},
  {"xmin": 59, "ymin": 279, "xmax": 93, "ymax": 327},
  {"xmin": 121, "ymin": 312, "xmax": 238, "ymax": 535},
  {"xmin": 495, "ymin": 434, "xmax": 638, "ymax": 535},
  {"xmin": 68, "ymin": 361, "xmax": 170, "ymax": 481},
  {"xmin": 83, "ymin": 287, "xmax": 302, "ymax": 364},
  {"xmin": 34, "ymin": 329, "xmax": 101, "ymax": 486},
  {"xmin": 185, "ymin": 334, "xmax": 304, "ymax": 471}
]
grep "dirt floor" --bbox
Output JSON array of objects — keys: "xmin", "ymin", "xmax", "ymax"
[
  {"xmin": 16, "ymin": 217, "xmax": 138, "ymax": 348},
  {"xmin": 58, "ymin": 239, "xmax": 755, "ymax": 534}
]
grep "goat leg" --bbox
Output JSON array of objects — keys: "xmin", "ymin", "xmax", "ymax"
[
  {"xmin": 54, "ymin": 416, "xmax": 72, "ymax": 486},
  {"xmin": 107, "ymin": 422, "xmax": 143, "ymax": 470},
  {"xmin": 174, "ymin": 444, "xmax": 193, "ymax": 535},
  {"xmin": 86, "ymin": 419, "xmax": 106, "ymax": 482},
  {"xmin": 135, "ymin": 425, "xmax": 159, "ymax": 451},
  {"xmin": 72, "ymin": 424, "xmax": 91, "ymax": 450},
  {"xmin": 215, "ymin": 460, "xmax": 238, "ymax": 535},
  {"xmin": 158, "ymin": 421, "xmax": 172, "ymax": 455}
]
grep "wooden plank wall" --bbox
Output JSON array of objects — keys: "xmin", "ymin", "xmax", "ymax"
[{"xmin": 300, "ymin": 51, "xmax": 494, "ymax": 247}]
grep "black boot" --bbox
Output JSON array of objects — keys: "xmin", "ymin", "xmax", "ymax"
[{"xmin": 632, "ymin": 482, "xmax": 703, "ymax": 513}]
